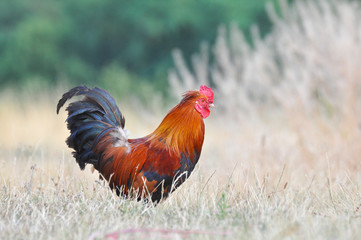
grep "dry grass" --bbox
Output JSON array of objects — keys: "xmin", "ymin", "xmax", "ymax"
[
  {"xmin": 170, "ymin": 0, "xmax": 361, "ymax": 186},
  {"xmin": 2, "ymin": 0, "xmax": 361, "ymax": 239},
  {"xmin": 2, "ymin": 119, "xmax": 361, "ymax": 240},
  {"xmin": 1, "ymin": 91, "xmax": 361, "ymax": 239}
]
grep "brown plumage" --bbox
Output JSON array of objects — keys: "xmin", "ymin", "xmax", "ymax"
[{"xmin": 57, "ymin": 85, "xmax": 214, "ymax": 202}]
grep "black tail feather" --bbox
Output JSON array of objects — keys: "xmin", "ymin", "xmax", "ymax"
[{"xmin": 57, "ymin": 86, "xmax": 126, "ymax": 170}]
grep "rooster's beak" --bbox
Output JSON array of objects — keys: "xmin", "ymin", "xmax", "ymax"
[{"xmin": 209, "ymin": 103, "xmax": 215, "ymax": 108}]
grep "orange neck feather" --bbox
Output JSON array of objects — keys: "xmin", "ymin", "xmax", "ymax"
[{"xmin": 148, "ymin": 91, "xmax": 205, "ymax": 159}]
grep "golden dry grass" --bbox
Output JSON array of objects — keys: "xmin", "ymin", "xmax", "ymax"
[{"xmin": 1, "ymin": 88, "xmax": 361, "ymax": 240}]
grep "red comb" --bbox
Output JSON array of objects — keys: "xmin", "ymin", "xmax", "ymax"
[{"xmin": 199, "ymin": 85, "xmax": 214, "ymax": 103}]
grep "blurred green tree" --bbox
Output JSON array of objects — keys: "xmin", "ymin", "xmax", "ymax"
[{"xmin": 0, "ymin": 0, "xmax": 278, "ymax": 97}]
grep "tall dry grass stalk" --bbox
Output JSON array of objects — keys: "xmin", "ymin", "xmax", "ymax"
[
  {"xmin": 169, "ymin": 0, "xmax": 361, "ymax": 186},
  {"xmin": 170, "ymin": 0, "xmax": 361, "ymax": 117}
]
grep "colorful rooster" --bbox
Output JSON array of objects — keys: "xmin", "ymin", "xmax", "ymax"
[{"xmin": 57, "ymin": 85, "xmax": 214, "ymax": 202}]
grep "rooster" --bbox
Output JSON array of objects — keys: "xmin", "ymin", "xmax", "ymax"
[{"xmin": 57, "ymin": 85, "xmax": 214, "ymax": 202}]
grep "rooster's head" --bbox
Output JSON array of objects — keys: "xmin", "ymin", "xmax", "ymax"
[{"xmin": 194, "ymin": 85, "xmax": 214, "ymax": 119}]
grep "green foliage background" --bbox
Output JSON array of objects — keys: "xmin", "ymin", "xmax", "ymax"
[{"xmin": 0, "ymin": 0, "xmax": 278, "ymax": 98}]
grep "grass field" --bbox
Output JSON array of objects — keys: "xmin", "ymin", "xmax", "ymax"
[
  {"xmin": 1, "ymin": 88, "xmax": 361, "ymax": 240},
  {"xmin": 2, "ymin": 0, "xmax": 361, "ymax": 239}
]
